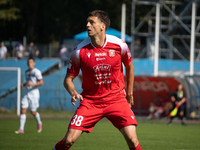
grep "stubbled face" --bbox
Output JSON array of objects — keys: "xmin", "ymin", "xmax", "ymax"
[
  {"xmin": 27, "ymin": 59, "xmax": 35, "ymax": 70},
  {"xmin": 86, "ymin": 16, "xmax": 104, "ymax": 37}
]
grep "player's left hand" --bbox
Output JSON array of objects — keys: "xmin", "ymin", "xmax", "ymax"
[
  {"xmin": 126, "ymin": 95, "xmax": 134, "ymax": 106},
  {"xmin": 177, "ymin": 101, "xmax": 182, "ymax": 106},
  {"xmin": 20, "ymin": 83, "xmax": 24, "ymax": 88}
]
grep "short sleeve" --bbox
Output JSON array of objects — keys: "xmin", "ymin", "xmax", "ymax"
[
  {"xmin": 121, "ymin": 42, "xmax": 132, "ymax": 66},
  {"xmin": 67, "ymin": 49, "xmax": 81, "ymax": 77},
  {"xmin": 35, "ymin": 70, "xmax": 43, "ymax": 80}
]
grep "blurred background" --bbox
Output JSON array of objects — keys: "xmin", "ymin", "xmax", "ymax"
[
  {"xmin": 0, "ymin": 0, "xmax": 133, "ymax": 58},
  {"xmin": 0, "ymin": 0, "xmax": 200, "ymax": 120}
]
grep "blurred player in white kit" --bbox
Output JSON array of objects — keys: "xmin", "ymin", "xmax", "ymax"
[{"xmin": 15, "ymin": 57, "xmax": 43, "ymax": 134}]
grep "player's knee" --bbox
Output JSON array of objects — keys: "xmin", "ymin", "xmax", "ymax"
[
  {"xmin": 21, "ymin": 108, "xmax": 27, "ymax": 114},
  {"xmin": 179, "ymin": 111, "xmax": 184, "ymax": 116},
  {"xmin": 127, "ymin": 135, "xmax": 139, "ymax": 147},
  {"xmin": 64, "ymin": 137, "xmax": 75, "ymax": 146},
  {"xmin": 31, "ymin": 111, "xmax": 37, "ymax": 116}
]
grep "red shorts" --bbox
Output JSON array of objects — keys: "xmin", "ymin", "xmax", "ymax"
[{"xmin": 68, "ymin": 99, "xmax": 138, "ymax": 132}]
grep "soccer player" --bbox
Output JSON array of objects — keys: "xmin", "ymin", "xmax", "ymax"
[
  {"xmin": 15, "ymin": 57, "xmax": 43, "ymax": 134},
  {"xmin": 53, "ymin": 10, "xmax": 142, "ymax": 150},
  {"xmin": 168, "ymin": 83, "xmax": 186, "ymax": 125}
]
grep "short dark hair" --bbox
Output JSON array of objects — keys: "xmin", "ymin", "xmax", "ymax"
[
  {"xmin": 88, "ymin": 10, "xmax": 110, "ymax": 30},
  {"xmin": 27, "ymin": 56, "xmax": 35, "ymax": 62}
]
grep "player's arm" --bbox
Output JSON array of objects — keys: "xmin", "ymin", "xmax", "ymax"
[
  {"xmin": 125, "ymin": 60, "xmax": 134, "ymax": 106},
  {"xmin": 27, "ymin": 79, "xmax": 43, "ymax": 87},
  {"xmin": 35, "ymin": 79, "xmax": 44, "ymax": 86},
  {"xmin": 177, "ymin": 97, "xmax": 186, "ymax": 106},
  {"xmin": 64, "ymin": 73, "xmax": 83, "ymax": 106},
  {"xmin": 21, "ymin": 82, "xmax": 25, "ymax": 88},
  {"xmin": 170, "ymin": 95, "xmax": 176, "ymax": 102}
]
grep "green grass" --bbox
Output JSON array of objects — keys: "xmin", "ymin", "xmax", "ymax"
[{"xmin": 0, "ymin": 115, "xmax": 200, "ymax": 150}]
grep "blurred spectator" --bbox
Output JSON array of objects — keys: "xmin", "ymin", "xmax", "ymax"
[
  {"xmin": 147, "ymin": 94, "xmax": 173, "ymax": 119},
  {"xmin": 163, "ymin": 96, "xmax": 174, "ymax": 116},
  {"xmin": 168, "ymin": 83, "xmax": 186, "ymax": 125},
  {"xmin": 28, "ymin": 42, "xmax": 39, "ymax": 58},
  {"xmin": 147, "ymin": 102, "xmax": 157, "ymax": 119},
  {"xmin": 147, "ymin": 93, "xmax": 173, "ymax": 119},
  {"xmin": 15, "ymin": 42, "xmax": 24, "ymax": 59},
  {"xmin": 0, "ymin": 42, "xmax": 7, "ymax": 59},
  {"xmin": 190, "ymin": 104, "xmax": 200, "ymax": 120},
  {"xmin": 155, "ymin": 94, "xmax": 165, "ymax": 106},
  {"xmin": 59, "ymin": 45, "xmax": 68, "ymax": 67}
]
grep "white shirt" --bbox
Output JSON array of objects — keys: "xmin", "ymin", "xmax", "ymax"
[
  {"xmin": 16, "ymin": 45, "xmax": 24, "ymax": 57},
  {"xmin": 0, "ymin": 46, "xmax": 7, "ymax": 59},
  {"xmin": 25, "ymin": 68, "xmax": 43, "ymax": 97},
  {"xmin": 60, "ymin": 47, "xmax": 68, "ymax": 60}
]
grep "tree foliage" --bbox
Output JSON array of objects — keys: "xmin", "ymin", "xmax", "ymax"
[
  {"xmin": 0, "ymin": 0, "xmax": 20, "ymax": 20},
  {"xmin": 0, "ymin": 0, "xmax": 132, "ymax": 43}
]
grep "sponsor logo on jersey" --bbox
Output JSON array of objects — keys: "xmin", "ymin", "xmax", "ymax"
[
  {"xmin": 96, "ymin": 57, "xmax": 106, "ymax": 61},
  {"xmin": 95, "ymin": 80, "xmax": 112, "ymax": 85},
  {"xmin": 87, "ymin": 53, "xmax": 91, "ymax": 58},
  {"xmin": 93, "ymin": 64, "xmax": 111, "ymax": 72},
  {"xmin": 95, "ymin": 52, "xmax": 107, "ymax": 57},
  {"xmin": 131, "ymin": 115, "xmax": 135, "ymax": 120},
  {"xmin": 93, "ymin": 64, "xmax": 112, "ymax": 85},
  {"xmin": 109, "ymin": 50, "xmax": 115, "ymax": 57}
]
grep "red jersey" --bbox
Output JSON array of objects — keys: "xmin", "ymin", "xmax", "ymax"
[{"xmin": 67, "ymin": 34, "xmax": 132, "ymax": 104}]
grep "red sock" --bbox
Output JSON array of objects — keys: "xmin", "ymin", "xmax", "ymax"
[
  {"xmin": 55, "ymin": 138, "xmax": 71, "ymax": 150},
  {"xmin": 129, "ymin": 143, "xmax": 142, "ymax": 150}
]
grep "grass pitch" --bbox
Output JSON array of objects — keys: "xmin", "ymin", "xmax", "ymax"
[{"xmin": 0, "ymin": 113, "xmax": 200, "ymax": 150}]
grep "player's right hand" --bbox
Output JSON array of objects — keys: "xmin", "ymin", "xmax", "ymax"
[
  {"xmin": 27, "ymin": 81, "xmax": 33, "ymax": 86},
  {"xmin": 71, "ymin": 94, "xmax": 83, "ymax": 106},
  {"xmin": 20, "ymin": 83, "xmax": 24, "ymax": 88}
]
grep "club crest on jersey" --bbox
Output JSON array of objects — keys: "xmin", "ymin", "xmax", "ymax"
[
  {"xmin": 87, "ymin": 53, "xmax": 91, "ymax": 58},
  {"xmin": 109, "ymin": 50, "xmax": 115, "ymax": 57}
]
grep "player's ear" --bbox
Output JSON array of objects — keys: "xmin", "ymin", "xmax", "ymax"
[{"xmin": 101, "ymin": 23, "xmax": 106, "ymax": 31}]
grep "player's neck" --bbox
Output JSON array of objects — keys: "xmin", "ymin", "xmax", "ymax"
[
  {"xmin": 29, "ymin": 67, "xmax": 34, "ymax": 71},
  {"xmin": 91, "ymin": 34, "xmax": 105, "ymax": 47}
]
